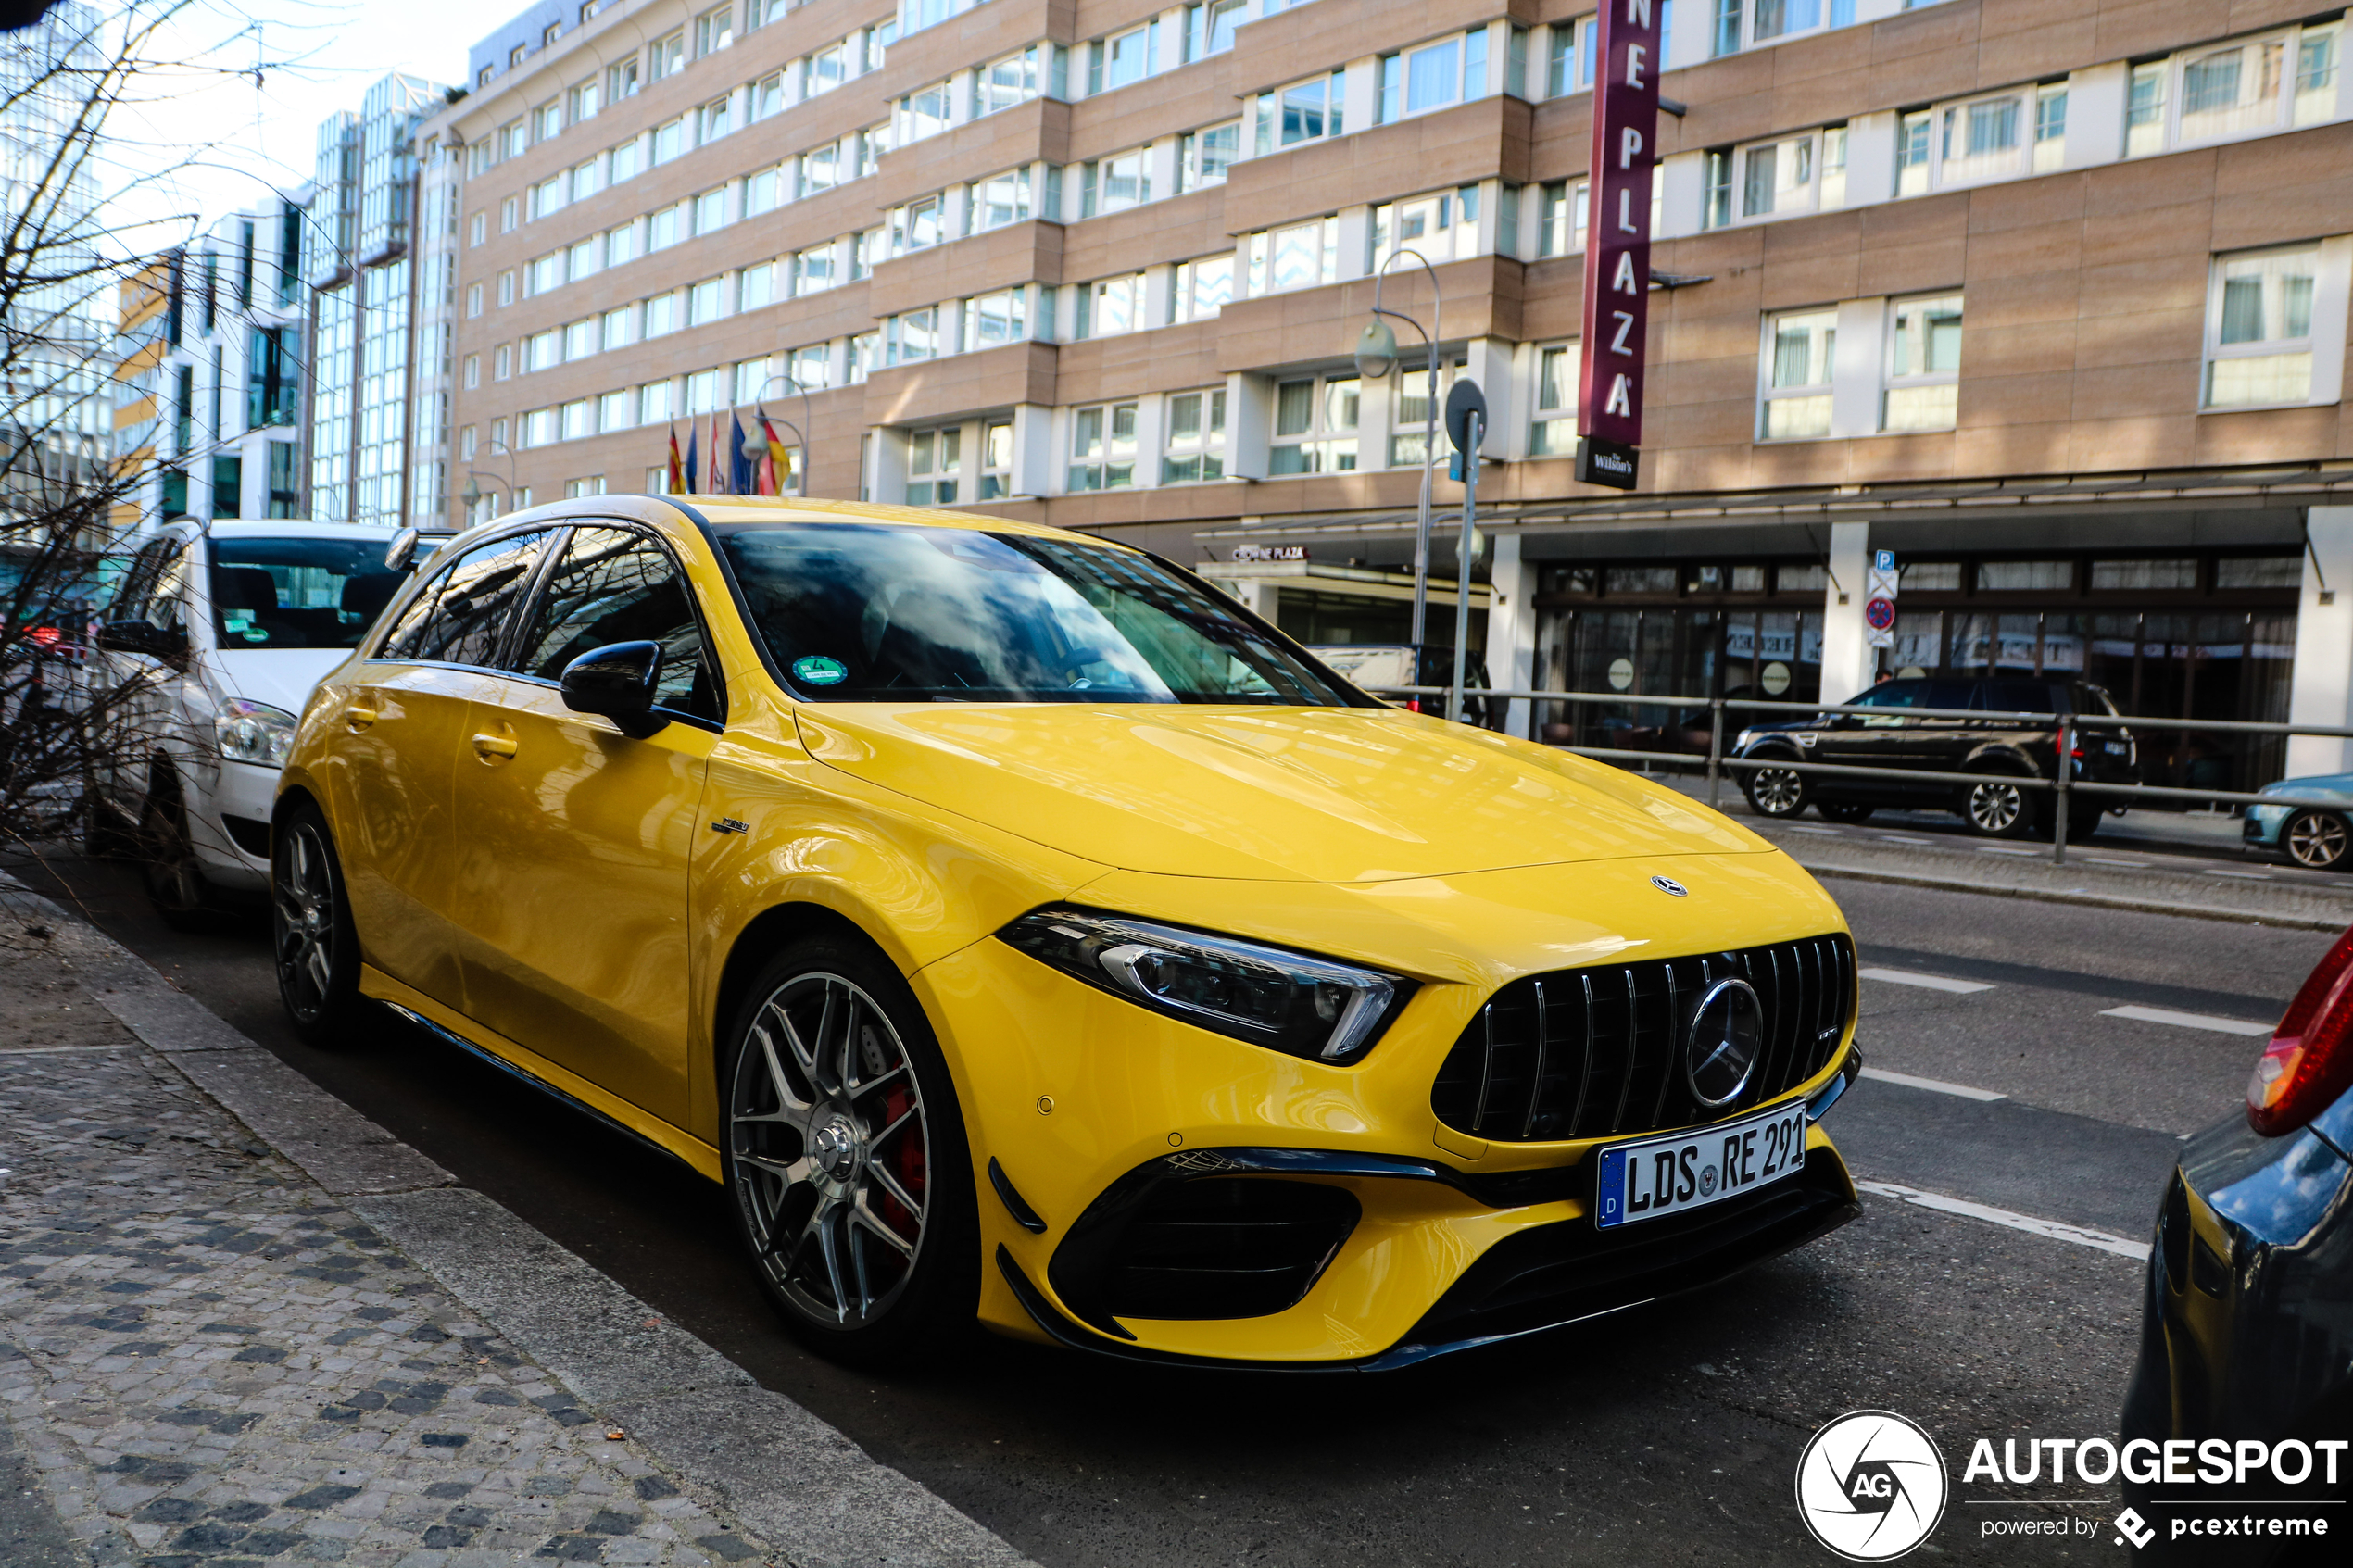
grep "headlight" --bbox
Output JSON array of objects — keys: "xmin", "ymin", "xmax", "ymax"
[
  {"xmin": 1734, "ymin": 729, "xmax": 1759, "ymax": 751},
  {"xmin": 215, "ymin": 699, "xmax": 298, "ymax": 767},
  {"xmin": 999, "ymin": 907, "xmax": 1413, "ymax": 1064}
]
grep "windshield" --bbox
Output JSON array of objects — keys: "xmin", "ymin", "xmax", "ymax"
[
  {"xmin": 719, "ymin": 524, "xmax": 1359, "ymax": 705},
  {"xmin": 210, "ymin": 537, "xmax": 402, "ymax": 651}
]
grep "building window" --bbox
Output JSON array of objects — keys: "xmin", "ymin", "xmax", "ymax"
[
  {"xmin": 1089, "ymin": 24, "xmax": 1156, "ymax": 94},
  {"xmin": 1883, "ymin": 295, "xmax": 1962, "ymax": 431},
  {"xmin": 600, "ymin": 306, "xmax": 636, "ymax": 351},
  {"xmin": 1081, "ymin": 149, "xmax": 1151, "ymax": 218},
  {"xmin": 794, "ymin": 245, "xmax": 837, "ymax": 294},
  {"xmin": 2033, "ymin": 87, "xmax": 2067, "ymax": 171},
  {"xmin": 979, "ymin": 420, "xmax": 1013, "ymax": 498},
  {"xmin": 1270, "ymin": 374, "xmax": 1358, "ymax": 474},
  {"xmin": 1537, "ymin": 182, "xmax": 1588, "ymax": 256},
  {"xmin": 1530, "ymin": 345, "xmax": 1578, "ymax": 455},
  {"xmin": 527, "ymin": 331, "xmax": 560, "ymax": 371},
  {"xmin": 1254, "ymin": 70, "xmax": 1346, "ymax": 153},
  {"xmin": 1068, "ymin": 403, "xmax": 1139, "ymax": 490},
  {"xmin": 898, "ymin": 81, "xmax": 953, "ymax": 144},
  {"xmin": 1372, "ymin": 187, "xmax": 1480, "ymax": 268},
  {"xmin": 1178, "ymin": 123, "xmax": 1239, "ymax": 192},
  {"xmin": 978, "ymin": 46, "xmax": 1047, "ymax": 114},
  {"xmin": 462, "ymin": 354, "xmax": 479, "ymax": 389},
  {"xmin": 498, "ymin": 269, "xmax": 517, "ymax": 306},
  {"xmin": 570, "ymin": 81, "xmax": 600, "ymax": 122},
  {"xmin": 1389, "ymin": 358, "xmax": 1460, "ymax": 467},
  {"xmin": 465, "ymin": 282, "xmax": 484, "ymax": 318},
  {"xmin": 1186, "ymin": 0, "xmax": 1242, "ymax": 60},
  {"xmin": 638, "ymin": 381, "xmax": 673, "ymax": 424},
  {"xmin": 689, "ymin": 277, "xmax": 726, "ymax": 325},
  {"xmin": 1760, "ymin": 309, "xmax": 1837, "ymax": 440},
  {"xmin": 535, "ymin": 103, "xmax": 561, "ymax": 142},
  {"xmin": 963, "ymin": 289, "xmax": 1026, "ymax": 348},
  {"xmin": 1247, "ymin": 217, "xmax": 1340, "ymax": 295},
  {"xmin": 969, "ymin": 169, "xmax": 1031, "ymax": 232},
  {"xmin": 267, "ymin": 442, "xmax": 300, "ymax": 518},
  {"xmin": 609, "ymin": 57, "xmax": 640, "ymax": 101},
  {"xmin": 562, "ymin": 319, "xmax": 597, "ymax": 361},
  {"xmin": 789, "ymin": 343, "xmax": 832, "ymax": 391},
  {"xmin": 1162, "ymin": 389, "xmax": 1226, "ymax": 483},
  {"xmin": 644, "ymin": 291, "xmax": 679, "ymax": 336},
  {"xmin": 693, "ymin": 188, "xmax": 727, "ymax": 234},
  {"xmin": 1075, "ymin": 274, "xmax": 1145, "ymax": 339},
  {"xmin": 892, "ymin": 194, "xmax": 945, "ymax": 254},
  {"xmin": 2206, "ymin": 246, "xmax": 2318, "ymax": 408},
  {"xmin": 605, "ymin": 223, "xmax": 638, "ymax": 267},
  {"xmin": 610, "ymin": 137, "xmax": 640, "ymax": 183},
  {"xmin": 500, "ymin": 120, "xmax": 526, "ymax": 159},
  {"xmin": 741, "ymin": 262, "xmax": 775, "ymax": 310},
  {"xmin": 885, "ymin": 307, "xmax": 938, "ymax": 364},
  {"xmin": 807, "ymin": 41, "xmax": 845, "ymax": 94},
  {"xmin": 908, "ymin": 426, "xmax": 961, "ymax": 505},
  {"xmin": 850, "ymin": 332, "xmax": 879, "ymax": 383},
  {"xmin": 1378, "ymin": 31, "xmax": 1487, "ymax": 123},
  {"xmin": 525, "ymin": 253, "xmax": 562, "ymax": 295},
  {"xmin": 247, "ymin": 327, "xmax": 297, "ymax": 428},
  {"xmin": 561, "ymin": 399, "xmax": 594, "ymax": 441},
  {"xmin": 1547, "ymin": 18, "xmax": 1594, "ymax": 95},
  {"xmin": 800, "ymin": 138, "xmax": 840, "ymax": 193},
  {"xmin": 500, "ymin": 196, "xmax": 519, "ymax": 232},
  {"xmin": 1743, "ymin": 134, "xmax": 1814, "ymax": 217},
  {"xmin": 494, "ymin": 345, "xmax": 511, "ymax": 380},
  {"xmin": 1171, "ymin": 255, "xmax": 1234, "ymax": 323},
  {"xmin": 650, "ymin": 30, "xmax": 685, "ymax": 79},
  {"xmin": 696, "ymin": 4, "xmax": 733, "ymax": 55},
  {"xmin": 853, "ymin": 228, "xmax": 884, "ymax": 279}
]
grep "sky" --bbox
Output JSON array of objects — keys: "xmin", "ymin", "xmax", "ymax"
[{"xmin": 101, "ymin": 0, "xmax": 491, "ymax": 242}]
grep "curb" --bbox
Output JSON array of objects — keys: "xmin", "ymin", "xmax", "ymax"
[
  {"xmin": 1793, "ymin": 860, "xmax": 2351, "ymax": 932},
  {"xmin": 0, "ymin": 873, "xmax": 1036, "ymax": 1568}
]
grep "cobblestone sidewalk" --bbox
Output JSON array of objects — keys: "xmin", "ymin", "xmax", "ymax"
[{"xmin": 0, "ymin": 913, "xmax": 775, "ymax": 1568}]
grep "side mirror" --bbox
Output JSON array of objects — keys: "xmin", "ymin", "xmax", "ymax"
[
  {"xmin": 560, "ymin": 640, "xmax": 669, "ymax": 738},
  {"xmin": 96, "ymin": 620, "xmax": 187, "ymax": 660}
]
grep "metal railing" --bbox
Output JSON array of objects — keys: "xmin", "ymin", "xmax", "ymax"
[{"xmin": 1367, "ymin": 684, "xmax": 2353, "ymax": 868}]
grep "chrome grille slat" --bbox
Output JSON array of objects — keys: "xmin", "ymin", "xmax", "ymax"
[{"xmin": 1430, "ymin": 934, "xmax": 1855, "ymax": 1146}]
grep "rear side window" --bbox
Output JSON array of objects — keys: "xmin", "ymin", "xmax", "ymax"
[
  {"xmin": 373, "ymin": 530, "xmax": 553, "ymax": 667},
  {"xmin": 1976, "ymin": 681, "xmax": 2058, "ymax": 715},
  {"xmin": 1850, "ymin": 679, "xmax": 1930, "ymax": 709},
  {"xmin": 507, "ymin": 526, "xmax": 723, "ymax": 722}
]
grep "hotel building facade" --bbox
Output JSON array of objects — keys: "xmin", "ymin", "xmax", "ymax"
[{"xmin": 421, "ymin": 0, "xmax": 2353, "ymax": 788}]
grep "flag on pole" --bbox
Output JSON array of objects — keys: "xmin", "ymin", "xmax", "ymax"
[
  {"xmin": 665, "ymin": 424, "xmax": 684, "ymax": 494},
  {"xmin": 729, "ymin": 410, "xmax": 754, "ymax": 495},
  {"xmin": 684, "ymin": 423, "xmax": 698, "ymax": 492},
  {"xmin": 754, "ymin": 407, "xmax": 786, "ymax": 495}
]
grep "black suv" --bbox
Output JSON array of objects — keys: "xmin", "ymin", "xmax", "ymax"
[{"xmin": 1731, "ymin": 676, "xmax": 2140, "ymax": 839}]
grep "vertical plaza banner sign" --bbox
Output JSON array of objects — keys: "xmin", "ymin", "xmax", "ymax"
[{"xmin": 1577, "ymin": 0, "xmax": 1662, "ymax": 491}]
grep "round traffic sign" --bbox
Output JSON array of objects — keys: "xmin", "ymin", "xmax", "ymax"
[{"xmin": 1864, "ymin": 596, "xmax": 1897, "ymax": 632}]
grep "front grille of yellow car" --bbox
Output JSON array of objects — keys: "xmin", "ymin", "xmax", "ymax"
[{"xmin": 1430, "ymin": 934, "xmax": 1856, "ymax": 1143}]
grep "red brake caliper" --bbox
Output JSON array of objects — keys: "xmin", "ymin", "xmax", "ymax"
[{"xmin": 877, "ymin": 1085, "xmax": 925, "ymax": 1245}]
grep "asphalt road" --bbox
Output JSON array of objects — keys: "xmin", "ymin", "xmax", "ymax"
[{"xmin": 7, "ymin": 848, "xmax": 2332, "ymax": 1567}]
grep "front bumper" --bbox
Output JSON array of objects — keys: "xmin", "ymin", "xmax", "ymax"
[
  {"xmin": 2243, "ymin": 805, "xmax": 2288, "ymax": 849},
  {"xmin": 2120, "ymin": 1109, "xmax": 2353, "ymax": 1559},
  {"xmin": 922, "ymin": 885, "xmax": 1864, "ymax": 1369}
]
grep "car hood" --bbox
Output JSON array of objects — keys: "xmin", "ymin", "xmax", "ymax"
[
  {"xmin": 794, "ymin": 703, "xmax": 1770, "ymax": 883},
  {"xmin": 202, "ymin": 649, "xmax": 354, "ymax": 718}
]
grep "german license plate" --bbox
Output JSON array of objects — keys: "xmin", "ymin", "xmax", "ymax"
[{"xmin": 1593, "ymin": 1102, "xmax": 1808, "ymax": 1230}]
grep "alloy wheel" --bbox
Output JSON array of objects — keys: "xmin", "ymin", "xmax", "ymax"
[
  {"xmin": 1966, "ymin": 778, "xmax": 2024, "ymax": 835},
  {"xmin": 729, "ymin": 973, "xmax": 930, "ymax": 1331},
  {"xmin": 2285, "ymin": 810, "xmax": 2350, "ymax": 872},
  {"xmin": 140, "ymin": 796, "xmax": 206, "ymax": 917},
  {"xmin": 272, "ymin": 819, "xmax": 337, "ymax": 1022},
  {"xmin": 1750, "ymin": 767, "xmax": 1805, "ymax": 816}
]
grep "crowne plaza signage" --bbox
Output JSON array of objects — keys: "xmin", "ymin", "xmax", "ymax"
[{"xmin": 1577, "ymin": 0, "xmax": 1662, "ymax": 491}]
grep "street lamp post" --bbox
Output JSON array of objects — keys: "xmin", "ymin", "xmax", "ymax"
[
  {"xmin": 1353, "ymin": 249, "xmax": 1441, "ymax": 648},
  {"xmin": 458, "ymin": 470, "xmax": 511, "ymax": 519}
]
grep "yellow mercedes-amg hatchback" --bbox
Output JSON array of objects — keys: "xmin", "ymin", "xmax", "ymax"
[{"xmin": 273, "ymin": 495, "xmax": 1863, "ymax": 1368}]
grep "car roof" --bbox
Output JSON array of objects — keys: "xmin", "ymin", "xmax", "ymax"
[
  {"xmin": 687, "ymin": 495, "xmax": 1124, "ymax": 546},
  {"xmin": 164, "ymin": 521, "xmax": 400, "ymax": 542}
]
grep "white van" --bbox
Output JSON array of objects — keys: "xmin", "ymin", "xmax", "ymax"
[{"xmin": 89, "ymin": 520, "xmax": 400, "ymax": 924}]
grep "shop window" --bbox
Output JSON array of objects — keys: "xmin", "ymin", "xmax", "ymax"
[
  {"xmin": 1883, "ymin": 295, "xmax": 1962, "ymax": 432},
  {"xmin": 908, "ymin": 426, "xmax": 961, "ymax": 505},
  {"xmin": 1759, "ymin": 309, "xmax": 1836, "ymax": 440},
  {"xmin": 1530, "ymin": 345, "xmax": 1578, "ymax": 457},
  {"xmin": 2206, "ymin": 246, "xmax": 2319, "ymax": 408},
  {"xmin": 1271, "ymin": 374, "xmax": 1358, "ymax": 474},
  {"xmin": 1898, "ymin": 562, "xmax": 1963, "ymax": 591},
  {"xmin": 2217, "ymin": 557, "xmax": 2302, "ymax": 589},
  {"xmin": 1776, "ymin": 563, "xmax": 1827, "ymax": 593},
  {"xmin": 1254, "ymin": 70, "xmax": 1346, "ymax": 154},
  {"xmin": 2092, "ymin": 559, "xmax": 2197, "ymax": 591},
  {"xmin": 1069, "ymin": 402, "xmax": 1139, "ymax": 490},
  {"xmin": 1687, "ymin": 565, "xmax": 1769, "ymax": 594},
  {"xmin": 1162, "ymin": 389, "xmax": 1227, "ymax": 483},
  {"xmin": 1977, "ymin": 561, "xmax": 2072, "ymax": 592}
]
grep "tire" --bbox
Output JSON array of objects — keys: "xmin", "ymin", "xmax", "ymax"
[
  {"xmin": 2063, "ymin": 804, "xmax": 2103, "ymax": 844},
  {"xmin": 2282, "ymin": 809, "xmax": 2353, "ymax": 872},
  {"xmin": 82, "ymin": 789, "xmax": 136, "ymax": 859},
  {"xmin": 1959, "ymin": 768, "xmax": 2036, "ymax": 839},
  {"xmin": 139, "ymin": 783, "xmax": 220, "ymax": 930},
  {"xmin": 721, "ymin": 935, "xmax": 979, "ymax": 1368},
  {"xmin": 1816, "ymin": 802, "xmax": 1874, "ymax": 824},
  {"xmin": 1742, "ymin": 758, "xmax": 1809, "ymax": 820},
  {"xmin": 271, "ymin": 804, "xmax": 363, "ymax": 1047}
]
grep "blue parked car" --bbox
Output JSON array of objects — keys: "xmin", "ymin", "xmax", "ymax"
[{"xmin": 2244, "ymin": 773, "xmax": 2353, "ymax": 872}]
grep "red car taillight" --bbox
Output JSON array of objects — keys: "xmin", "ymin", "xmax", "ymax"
[{"xmin": 2248, "ymin": 923, "xmax": 2353, "ymax": 1135}]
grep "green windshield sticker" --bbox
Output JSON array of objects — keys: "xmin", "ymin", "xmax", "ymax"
[{"xmin": 793, "ymin": 655, "xmax": 848, "ymax": 686}]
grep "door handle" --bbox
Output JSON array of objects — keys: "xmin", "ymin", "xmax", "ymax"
[
  {"xmin": 344, "ymin": 703, "xmax": 378, "ymax": 732},
  {"xmin": 471, "ymin": 730, "xmax": 519, "ymax": 761}
]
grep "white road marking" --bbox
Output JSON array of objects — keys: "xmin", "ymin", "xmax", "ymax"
[
  {"xmin": 1859, "ymin": 966, "xmax": 1995, "ymax": 994},
  {"xmin": 2082, "ymin": 856, "xmax": 2146, "ymax": 868},
  {"xmin": 1976, "ymin": 845, "xmax": 2038, "ymax": 856},
  {"xmin": 1856, "ymin": 1180, "xmax": 2151, "ymax": 1261},
  {"xmin": 2203, "ymin": 868, "xmax": 2271, "ymax": 880},
  {"xmin": 1788, "ymin": 825, "xmax": 1843, "ymax": 835},
  {"xmin": 1874, "ymin": 833, "xmax": 1933, "ymax": 845},
  {"xmin": 1859, "ymin": 1067, "xmax": 2007, "ymax": 1101},
  {"xmin": 2098, "ymin": 1005, "xmax": 2272, "ymax": 1037}
]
